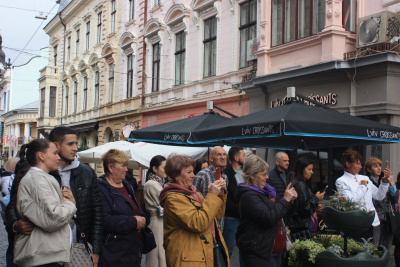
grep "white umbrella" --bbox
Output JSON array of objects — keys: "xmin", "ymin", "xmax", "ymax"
[{"xmin": 77, "ymin": 141, "xmax": 209, "ymax": 169}]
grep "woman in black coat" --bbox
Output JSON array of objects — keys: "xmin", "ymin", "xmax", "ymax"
[
  {"xmin": 236, "ymin": 155, "xmax": 297, "ymax": 267},
  {"xmin": 98, "ymin": 149, "xmax": 149, "ymax": 267},
  {"xmin": 287, "ymin": 156, "xmax": 325, "ymax": 241}
]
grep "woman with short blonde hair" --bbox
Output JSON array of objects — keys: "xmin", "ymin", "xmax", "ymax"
[
  {"xmin": 242, "ymin": 155, "xmax": 269, "ymax": 185},
  {"xmin": 98, "ymin": 149, "xmax": 148, "ymax": 267},
  {"xmin": 236, "ymin": 155, "xmax": 297, "ymax": 266}
]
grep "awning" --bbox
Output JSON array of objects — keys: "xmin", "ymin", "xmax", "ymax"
[{"xmin": 70, "ymin": 122, "xmax": 99, "ymax": 132}]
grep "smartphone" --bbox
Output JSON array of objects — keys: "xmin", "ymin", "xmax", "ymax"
[
  {"xmin": 62, "ymin": 186, "xmax": 67, "ymax": 190},
  {"xmin": 216, "ymin": 167, "xmax": 221, "ymax": 180},
  {"xmin": 385, "ymin": 160, "xmax": 389, "ymax": 169},
  {"xmin": 323, "ymin": 185, "xmax": 329, "ymax": 193}
]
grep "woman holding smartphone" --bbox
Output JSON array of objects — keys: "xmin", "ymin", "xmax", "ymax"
[
  {"xmin": 287, "ymin": 157, "xmax": 325, "ymax": 241},
  {"xmin": 14, "ymin": 139, "xmax": 76, "ymax": 267}
]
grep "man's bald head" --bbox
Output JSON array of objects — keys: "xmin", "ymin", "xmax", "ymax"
[{"xmin": 209, "ymin": 146, "xmax": 227, "ymax": 168}]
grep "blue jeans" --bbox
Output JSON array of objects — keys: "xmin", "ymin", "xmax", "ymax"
[{"xmin": 222, "ymin": 217, "xmax": 240, "ymax": 257}]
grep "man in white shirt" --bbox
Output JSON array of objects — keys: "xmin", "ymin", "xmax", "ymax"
[{"xmin": 335, "ymin": 149, "xmax": 389, "ymax": 229}]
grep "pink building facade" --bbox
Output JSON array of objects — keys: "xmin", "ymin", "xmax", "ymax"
[{"xmin": 244, "ymin": 0, "xmax": 400, "ymax": 184}]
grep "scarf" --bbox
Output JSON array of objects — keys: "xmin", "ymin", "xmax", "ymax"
[
  {"xmin": 147, "ymin": 172, "xmax": 165, "ymax": 187},
  {"xmin": 238, "ymin": 182, "xmax": 277, "ymax": 199},
  {"xmin": 160, "ymin": 182, "xmax": 203, "ymax": 204}
]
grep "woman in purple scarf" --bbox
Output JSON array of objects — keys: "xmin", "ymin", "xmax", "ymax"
[{"xmin": 236, "ymin": 155, "xmax": 297, "ymax": 267}]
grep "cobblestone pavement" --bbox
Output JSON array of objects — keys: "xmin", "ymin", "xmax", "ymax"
[{"xmin": 0, "ymin": 214, "xmax": 8, "ymax": 267}]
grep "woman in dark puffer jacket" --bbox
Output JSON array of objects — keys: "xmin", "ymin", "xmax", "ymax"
[{"xmin": 236, "ymin": 155, "xmax": 297, "ymax": 267}]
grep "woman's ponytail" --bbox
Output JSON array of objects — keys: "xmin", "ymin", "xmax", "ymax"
[{"xmin": 18, "ymin": 144, "xmax": 28, "ymax": 182}]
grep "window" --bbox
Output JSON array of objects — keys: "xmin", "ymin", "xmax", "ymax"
[
  {"xmin": 53, "ymin": 45, "xmax": 58, "ymax": 66},
  {"xmin": 312, "ymin": 0, "xmax": 325, "ymax": 34},
  {"xmin": 83, "ymin": 76, "xmax": 88, "ymax": 110},
  {"xmin": 271, "ymin": 0, "xmax": 326, "ymax": 46},
  {"xmin": 97, "ymin": 12, "xmax": 102, "ymax": 43},
  {"xmin": 94, "ymin": 70, "xmax": 100, "ymax": 106},
  {"xmin": 76, "ymin": 29, "xmax": 80, "ymax": 57},
  {"xmin": 343, "ymin": 0, "xmax": 356, "ymax": 32},
  {"xmin": 175, "ymin": 31, "xmax": 185, "ymax": 85},
  {"xmin": 127, "ymin": 55, "xmax": 133, "ymax": 97},
  {"xmin": 152, "ymin": 43, "xmax": 160, "ymax": 92},
  {"xmin": 65, "ymin": 85, "xmax": 69, "ymax": 115},
  {"xmin": 40, "ymin": 88, "xmax": 45, "ymax": 117},
  {"xmin": 239, "ymin": 0, "xmax": 257, "ymax": 68},
  {"xmin": 154, "ymin": 0, "xmax": 161, "ymax": 7},
  {"xmin": 49, "ymin": 86, "xmax": 56, "ymax": 117},
  {"xmin": 111, "ymin": 0, "xmax": 116, "ymax": 33},
  {"xmin": 109, "ymin": 64, "xmax": 114, "ymax": 102},
  {"xmin": 129, "ymin": 0, "xmax": 134, "ymax": 20},
  {"xmin": 203, "ymin": 17, "xmax": 217, "ymax": 78},
  {"xmin": 67, "ymin": 36, "xmax": 71, "ymax": 62},
  {"xmin": 74, "ymin": 80, "xmax": 78, "ymax": 113},
  {"xmin": 86, "ymin": 22, "xmax": 90, "ymax": 50}
]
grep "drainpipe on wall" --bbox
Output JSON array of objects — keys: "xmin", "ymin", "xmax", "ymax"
[
  {"xmin": 141, "ymin": 0, "xmax": 148, "ymax": 107},
  {"xmin": 58, "ymin": 12, "xmax": 66, "ymax": 125}
]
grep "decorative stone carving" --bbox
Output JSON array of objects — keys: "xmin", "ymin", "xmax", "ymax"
[
  {"xmin": 193, "ymin": 11, "xmax": 200, "ymax": 27},
  {"xmin": 327, "ymin": 9, "xmax": 332, "ymax": 18},
  {"xmin": 214, "ymin": 1, "xmax": 222, "ymax": 20},
  {"xmin": 334, "ymin": 9, "xmax": 340, "ymax": 18}
]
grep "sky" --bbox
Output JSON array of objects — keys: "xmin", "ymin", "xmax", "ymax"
[{"xmin": 0, "ymin": 0, "xmax": 58, "ymax": 109}]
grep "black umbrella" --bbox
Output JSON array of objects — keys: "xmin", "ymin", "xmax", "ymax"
[
  {"xmin": 129, "ymin": 111, "xmax": 231, "ymax": 145},
  {"xmin": 187, "ymin": 102, "xmax": 400, "ymax": 149}
]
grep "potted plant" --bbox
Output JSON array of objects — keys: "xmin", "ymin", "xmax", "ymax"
[
  {"xmin": 289, "ymin": 235, "xmax": 389, "ymax": 267},
  {"xmin": 321, "ymin": 193, "xmax": 375, "ymax": 233},
  {"xmin": 289, "ymin": 193, "xmax": 390, "ymax": 267}
]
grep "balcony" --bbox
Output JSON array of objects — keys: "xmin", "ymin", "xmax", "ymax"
[{"xmin": 39, "ymin": 66, "xmax": 59, "ymax": 80}]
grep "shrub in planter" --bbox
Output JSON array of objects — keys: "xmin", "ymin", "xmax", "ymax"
[{"xmin": 288, "ymin": 236, "xmax": 389, "ymax": 267}]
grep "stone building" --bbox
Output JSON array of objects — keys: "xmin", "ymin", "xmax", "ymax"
[
  {"xmin": 38, "ymin": 0, "xmax": 146, "ymax": 148},
  {"xmin": 2, "ymin": 101, "xmax": 38, "ymax": 159}
]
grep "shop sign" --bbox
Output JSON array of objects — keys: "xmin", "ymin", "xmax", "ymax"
[{"xmin": 271, "ymin": 93, "xmax": 337, "ymax": 108}]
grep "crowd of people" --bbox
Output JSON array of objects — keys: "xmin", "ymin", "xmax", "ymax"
[{"xmin": 1, "ymin": 130, "xmax": 400, "ymax": 267}]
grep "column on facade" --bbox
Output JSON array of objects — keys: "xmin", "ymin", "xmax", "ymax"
[
  {"xmin": 14, "ymin": 123, "xmax": 20, "ymax": 140},
  {"xmin": 24, "ymin": 122, "xmax": 31, "ymax": 143}
]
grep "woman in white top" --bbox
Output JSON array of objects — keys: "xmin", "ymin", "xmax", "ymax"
[
  {"xmin": 144, "ymin": 155, "xmax": 167, "ymax": 267},
  {"xmin": 14, "ymin": 139, "xmax": 76, "ymax": 267},
  {"xmin": 335, "ymin": 149, "xmax": 389, "ymax": 238}
]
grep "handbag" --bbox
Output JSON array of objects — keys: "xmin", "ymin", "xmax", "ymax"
[
  {"xmin": 388, "ymin": 204, "xmax": 400, "ymax": 233},
  {"xmin": 282, "ymin": 220, "xmax": 294, "ymax": 251},
  {"xmin": 213, "ymin": 239, "xmax": 227, "ymax": 267},
  {"xmin": 140, "ymin": 226, "xmax": 157, "ymax": 254},
  {"xmin": 285, "ymin": 234, "xmax": 294, "ymax": 251}
]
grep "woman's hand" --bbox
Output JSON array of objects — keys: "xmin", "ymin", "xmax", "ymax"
[
  {"xmin": 315, "ymin": 191, "xmax": 325, "ymax": 201},
  {"xmin": 62, "ymin": 185, "xmax": 76, "ymax": 205},
  {"xmin": 283, "ymin": 183, "xmax": 297, "ymax": 203},
  {"xmin": 208, "ymin": 180, "xmax": 224, "ymax": 196},
  {"xmin": 134, "ymin": 216, "xmax": 146, "ymax": 231},
  {"xmin": 382, "ymin": 167, "xmax": 392, "ymax": 183}
]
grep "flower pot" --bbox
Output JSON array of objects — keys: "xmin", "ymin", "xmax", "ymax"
[
  {"xmin": 314, "ymin": 247, "xmax": 390, "ymax": 267},
  {"xmin": 321, "ymin": 206, "xmax": 375, "ymax": 233}
]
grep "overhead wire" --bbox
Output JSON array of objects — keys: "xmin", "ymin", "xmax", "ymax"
[{"xmin": 11, "ymin": 3, "xmax": 57, "ymax": 65}]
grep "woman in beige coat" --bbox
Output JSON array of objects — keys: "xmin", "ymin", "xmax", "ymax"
[
  {"xmin": 14, "ymin": 139, "xmax": 76, "ymax": 267},
  {"xmin": 144, "ymin": 155, "xmax": 167, "ymax": 267}
]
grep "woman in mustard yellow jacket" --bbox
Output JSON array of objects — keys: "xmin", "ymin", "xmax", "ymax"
[{"xmin": 160, "ymin": 154, "xmax": 229, "ymax": 267}]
